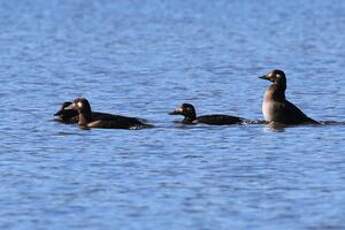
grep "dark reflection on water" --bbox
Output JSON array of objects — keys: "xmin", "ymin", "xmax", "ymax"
[{"xmin": 1, "ymin": 0, "xmax": 345, "ymax": 229}]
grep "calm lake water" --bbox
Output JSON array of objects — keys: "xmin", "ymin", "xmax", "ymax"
[{"xmin": 1, "ymin": 0, "xmax": 345, "ymax": 229}]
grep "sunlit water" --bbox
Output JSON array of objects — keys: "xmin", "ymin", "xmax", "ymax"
[{"xmin": 1, "ymin": 0, "xmax": 345, "ymax": 229}]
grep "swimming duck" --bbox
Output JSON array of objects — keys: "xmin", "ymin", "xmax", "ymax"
[
  {"xmin": 169, "ymin": 103, "xmax": 245, "ymax": 125},
  {"xmin": 54, "ymin": 101, "xmax": 79, "ymax": 123},
  {"xmin": 54, "ymin": 101, "xmax": 131, "ymax": 124},
  {"xmin": 68, "ymin": 97, "xmax": 153, "ymax": 129},
  {"xmin": 259, "ymin": 69, "xmax": 319, "ymax": 125}
]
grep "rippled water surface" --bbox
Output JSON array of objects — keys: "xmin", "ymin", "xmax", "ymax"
[{"xmin": 2, "ymin": 0, "xmax": 345, "ymax": 229}]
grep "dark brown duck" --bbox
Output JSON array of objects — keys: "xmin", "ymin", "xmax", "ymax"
[
  {"xmin": 68, "ymin": 97, "xmax": 153, "ymax": 129},
  {"xmin": 54, "ymin": 101, "xmax": 146, "ymax": 124},
  {"xmin": 54, "ymin": 101, "xmax": 79, "ymax": 123},
  {"xmin": 169, "ymin": 103, "xmax": 246, "ymax": 125},
  {"xmin": 259, "ymin": 69, "xmax": 319, "ymax": 125}
]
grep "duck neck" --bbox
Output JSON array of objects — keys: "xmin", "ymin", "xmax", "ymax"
[
  {"xmin": 182, "ymin": 113, "xmax": 197, "ymax": 124},
  {"xmin": 78, "ymin": 109, "xmax": 92, "ymax": 126},
  {"xmin": 277, "ymin": 79, "xmax": 286, "ymax": 93},
  {"xmin": 269, "ymin": 83, "xmax": 286, "ymax": 102}
]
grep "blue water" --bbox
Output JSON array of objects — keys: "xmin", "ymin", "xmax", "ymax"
[{"xmin": 2, "ymin": 0, "xmax": 345, "ymax": 229}]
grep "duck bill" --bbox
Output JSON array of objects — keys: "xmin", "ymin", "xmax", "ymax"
[
  {"xmin": 258, "ymin": 75, "xmax": 269, "ymax": 80},
  {"xmin": 65, "ymin": 102, "xmax": 77, "ymax": 110},
  {"xmin": 54, "ymin": 110, "xmax": 62, "ymax": 116},
  {"xmin": 169, "ymin": 107, "xmax": 183, "ymax": 115}
]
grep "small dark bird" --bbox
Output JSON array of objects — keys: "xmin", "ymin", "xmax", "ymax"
[
  {"xmin": 67, "ymin": 97, "xmax": 153, "ymax": 129},
  {"xmin": 259, "ymin": 69, "xmax": 319, "ymax": 125},
  {"xmin": 54, "ymin": 101, "xmax": 79, "ymax": 123},
  {"xmin": 169, "ymin": 103, "xmax": 245, "ymax": 125}
]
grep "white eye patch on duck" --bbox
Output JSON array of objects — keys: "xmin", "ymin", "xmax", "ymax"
[{"xmin": 77, "ymin": 101, "xmax": 83, "ymax": 108}]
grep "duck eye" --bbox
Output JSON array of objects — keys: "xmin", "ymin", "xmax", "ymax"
[
  {"xmin": 276, "ymin": 74, "xmax": 281, "ymax": 79},
  {"xmin": 77, "ymin": 101, "xmax": 83, "ymax": 108}
]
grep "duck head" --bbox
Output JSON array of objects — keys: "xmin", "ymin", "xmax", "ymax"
[
  {"xmin": 169, "ymin": 103, "xmax": 197, "ymax": 122},
  {"xmin": 67, "ymin": 97, "xmax": 93, "ymax": 124},
  {"xmin": 54, "ymin": 101, "xmax": 79, "ymax": 123},
  {"xmin": 259, "ymin": 69, "xmax": 287, "ymax": 90},
  {"xmin": 54, "ymin": 101, "xmax": 73, "ymax": 116}
]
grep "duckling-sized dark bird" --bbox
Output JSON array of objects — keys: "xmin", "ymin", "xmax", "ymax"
[
  {"xmin": 68, "ymin": 97, "xmax": 153, "ymax": 129},
  {"xmin": 169, "ymin": 103, "xmax": 246, "ymax": 125},
  {"xmin": 54, "ymin": 101, "xmax": 79, "ymax": 123},
  {"xmin": 259, "ymin": 69, "xmax": 319, "ymax": 125}
]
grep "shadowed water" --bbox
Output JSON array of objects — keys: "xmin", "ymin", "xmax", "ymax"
[{"xmin": 1, "ymin": 0, "xmax": 345, "ymax": 229}]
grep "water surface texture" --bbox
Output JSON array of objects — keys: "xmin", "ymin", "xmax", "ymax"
[{"xmin": 1, "ymin": 0, "xmax": 345, "ymax": 229}]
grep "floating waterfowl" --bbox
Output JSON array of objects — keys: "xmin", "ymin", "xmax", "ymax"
[
  {"xmin": 67, "ymin": 97, "xmax": 153, "ymax": 129},
  {"xmin": 259, "ymin": 69, "xmax": 319, "ymax": 125},
  {"xmin": 169, "ymin": 103, "xmax": 246, "ymax": 125}
]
